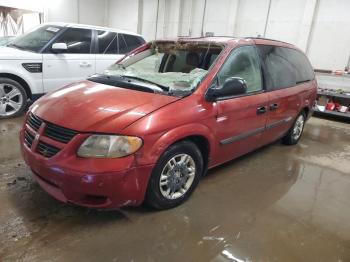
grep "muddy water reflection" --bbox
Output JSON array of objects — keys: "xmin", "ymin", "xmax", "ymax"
[{"xmin": 0, "ymin": 117, "xmax": 350, "ymax": 261}]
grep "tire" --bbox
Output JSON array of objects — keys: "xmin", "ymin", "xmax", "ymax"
[
  {"xmin": 145, "ymin": 140, "xmax": 203, "ymax": 210},
  {"xmin": 282, "ymin": 112, "xmax": 306, "ymax": 145},
  {"xmin": 0, "ymin": 77, "xmax": 28, "ymax": 119}
]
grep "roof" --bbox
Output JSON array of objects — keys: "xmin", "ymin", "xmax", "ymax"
[
  {"xmin": 170, "ymin": 35, "xmax": 296, "ymax": 49},
  {"xmin": 41, "ymin": 22, "xmax": 143, "ymax": 37}
]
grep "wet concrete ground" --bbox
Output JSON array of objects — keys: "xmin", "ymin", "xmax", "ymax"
[{"xmin": 0, "ymin": 116, "xmax": 350, "ymax": 262}]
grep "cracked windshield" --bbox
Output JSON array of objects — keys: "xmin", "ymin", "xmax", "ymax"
[{"xmin": 104, "ymin": 41, "xmax": 223, "ymax": 95}]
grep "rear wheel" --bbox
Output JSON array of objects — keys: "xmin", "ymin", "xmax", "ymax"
[
  {"xmin": 145, "ymin": 141, "xmax": 203, "ymax": 209},
  {"xmin": 282, "ymin": 112, "xmax": 306, "ymax": 145},
  {"xmin": 0, "ymin": 78, "xmax": 27, "ymax": 119}
]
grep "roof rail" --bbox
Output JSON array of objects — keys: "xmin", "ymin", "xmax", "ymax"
[
  {"xmin": 244, "ymin": 36, "xmax": 292, "ymax": 45},
  {"xmin": 177, "ymin": 36, "xmax": 208, "ymax": 40},
  {"xmin": 177, "ymin": 35, "xmax": 236, "ymax": 39},
  {"xmin": 175, "ymin": 35, "xmax": 292, "ymax": 45}
]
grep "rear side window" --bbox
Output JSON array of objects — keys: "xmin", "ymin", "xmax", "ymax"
[
  {"xmin": 97, "ymin": 32, "xmax": 145, "ymax": 54},
  {"xmin": 217, "ymin": 45, "xmax": 263, "ymax": 93},
  {"xmin": 97, "ymin": 30, "xmax": 117, "ymax": 54},
  {"xmin": 119, "ymin": 34, "xmax": 145, "ymax": 54},
  {"xmin": 257, "ymin": 45, "xmax": 314, "ymax": 90},
  {"xmin": 52, "ymin": 28, "xmax": 92, "ymax": 54}
]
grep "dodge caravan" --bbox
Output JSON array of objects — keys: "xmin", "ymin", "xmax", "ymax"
[{"xmin": 20, "ymin": 37, "xmax": 317, "ymax": 209}]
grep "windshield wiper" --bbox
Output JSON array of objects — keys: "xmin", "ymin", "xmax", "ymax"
[
  {"xmin": 89, "ymin": 74, "xmax": 159, "ymax": 94},
  {"xmin": 121, "ymin": 75, "xmax": 170, "ymax": 92}
]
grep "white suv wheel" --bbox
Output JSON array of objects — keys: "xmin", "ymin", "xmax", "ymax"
[{"xmin": 0, "ymin": 78, "xmax": 27, "ymax": 118}]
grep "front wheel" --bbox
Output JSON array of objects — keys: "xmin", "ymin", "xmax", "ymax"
[
  {"xmin": 145, "ymin": 141, "xmax": 203, "ymax": 209},
  {"xmin": 0, "ymin": 78, "xmax": 28, "ymax": 119},
  {"xmin": 282, "ymin": 112, "xmax": 306, "ymax": 145}
]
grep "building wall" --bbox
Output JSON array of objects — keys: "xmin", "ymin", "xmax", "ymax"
[
  {"xmin": 2, "ymin": 0, "xmax": 349, "ymax": 70},
  {"xmin": 113, "ymin": 0, "xmax": 349, "ymax": 71},
  {"xmin": 107, "ymin": 0, "xmax": 139, "ymax": 32},
  {"xmin": 0, "ymin": 0, "xmax": 44, "ymax": 12},
  {"xmin": 44, "ymin": 0, "xmax": 107, "ymax": 26},
  {"xmin": 45, "ymin": 0, "xmax": 79, "ymax": 23},
  {"xmin": 79, "ymin": 0, "xmax": 107, "ymax": 26},
  {"xmin": 139, "ymin": 0, "xmax": 158, "ymax": 40},
  {"xmin": 307, "ymin": 0, "xmax": 350, "ymax": 70}
]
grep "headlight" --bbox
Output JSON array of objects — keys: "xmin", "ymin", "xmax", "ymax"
[{"xmin": 77, "ymin": 135, "xmax": 142, "ymax": 158}]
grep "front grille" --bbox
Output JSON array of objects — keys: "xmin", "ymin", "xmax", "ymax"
[
  {"xmin": 25, "ymin": 113, "xmax": 78, "ymax": 158},
  {"xmin": 27, "ymin": 113, "xmax": 78, "ymax": 144},
  {"xmin": 27, "ymin": 113, "xmax": 43, "ymax": 131},
  {"xmin": 24, "ymin": 130, "xmax": 35, "ymax": 148},
  {"xmin": 36, "ymin": 141, "xmax": 60, "ymax": 158},
  {"xmin": 44, "ymin": 122, "xmax": 78, "ymax": 144}
]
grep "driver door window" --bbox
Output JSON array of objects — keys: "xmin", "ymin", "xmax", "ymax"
[
  {"xmin": 217, "ymin": 46, "xmax": 262, "ymax": 93},
  {"xmin": 51, "ymin": 28, "xmax": 92, "ymax": 53}
]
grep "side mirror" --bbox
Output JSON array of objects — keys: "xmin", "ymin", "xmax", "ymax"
[
  {"xmin": 52, "ymin": 43, "xmax": 68, "ymax": 53},
  {"xmin": 206, "ymin": 77, "xmax": 247, "ymax": 101}
]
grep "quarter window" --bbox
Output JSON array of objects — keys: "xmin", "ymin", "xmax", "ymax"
[
  {"xmin": 285, "ymin": 48, "xmax": 315, "ymax": 83},
  {"xmin": 117, "ymin": 34, "xmax": 128, "ymax": 54},
  {"xmin": 51, "ymin": 28, "xmax": 92, "ymax": 54},
  {"xmin": 217, "ymin": 46, "xmax": 262, "ymax": 93}
]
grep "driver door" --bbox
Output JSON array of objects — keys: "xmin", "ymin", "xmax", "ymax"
[
  {"xmin": 42, "ymin": 27, "xmax": 95, "ymax": 93},
  {"xmin": 213, "ymin": 45, "xmax": 269, "ymax": 164}
]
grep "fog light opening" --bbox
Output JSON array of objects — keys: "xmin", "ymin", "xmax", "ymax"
[{"xmin": 82, "ymin": 194, "xmax": 109, "ymax": 205}]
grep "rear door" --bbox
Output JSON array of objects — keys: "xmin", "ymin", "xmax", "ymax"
[
  {"xmin": 42, "ymin": 27, "xmax": 95, "ymax": 92},
  {"xmin": 256, "ymin": 45, "xmax": 301, "ymax": 144},
  {"xmin": 95, "ymin": 32, "xmax": 145, "ymax": 73},
  {"xmin": 213, "ymin": 45, "xmax": 269, "ymax": 164}
]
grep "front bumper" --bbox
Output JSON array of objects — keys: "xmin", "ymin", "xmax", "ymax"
[{"xmin": 20, "ymin": 127, "xmax": 154, "ymax": 209}]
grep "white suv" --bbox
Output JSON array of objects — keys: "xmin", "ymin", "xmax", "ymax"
[{"xmin": 0, "ymin": 23, "xmax": 145, "ymax": 118}]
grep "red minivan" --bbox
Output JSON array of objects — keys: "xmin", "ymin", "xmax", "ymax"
[{"xmin": 20, "ymin": 37, "xmax": 317, "ymax": 209}]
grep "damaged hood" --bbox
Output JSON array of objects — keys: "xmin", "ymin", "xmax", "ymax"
[{"xmin": 31, "ymin": 80, "xmax": 179, "ymax": 133}]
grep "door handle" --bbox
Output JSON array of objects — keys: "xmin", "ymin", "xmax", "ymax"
[
  {"xmin": 79, "ymin": 62, "xmax": 92, "ymax": 67},
  {"xmin": 257, "ymin": 106, "xmax": 267, "ymax": 114},
  {"xmin": 270, "ymin": 103, "xmax": 279, "ymax": 110}
]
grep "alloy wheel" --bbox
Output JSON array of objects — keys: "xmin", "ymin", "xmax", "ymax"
[
  {"xmin": 0, "ymin": 83, "xmax": 23, "ymax": 117},
  {"xmin": 159, "ymin": 153, "xmax": 196, "ymax": 200},
  {"xmin": 292, "ymin": 115, "xmax": 304, "ymax": 140}
]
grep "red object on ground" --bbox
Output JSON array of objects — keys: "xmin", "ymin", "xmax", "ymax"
[
  {"xmin": 326, "ymin": 102, "xmax": 336, "ymax": 111},
  {"xmin": 334, "ymin": 70, "xmax": 345, "ymax": 75},
  {"xmin": 335, "ymin": 103, "xmax": 342, "ymax": 111}
]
